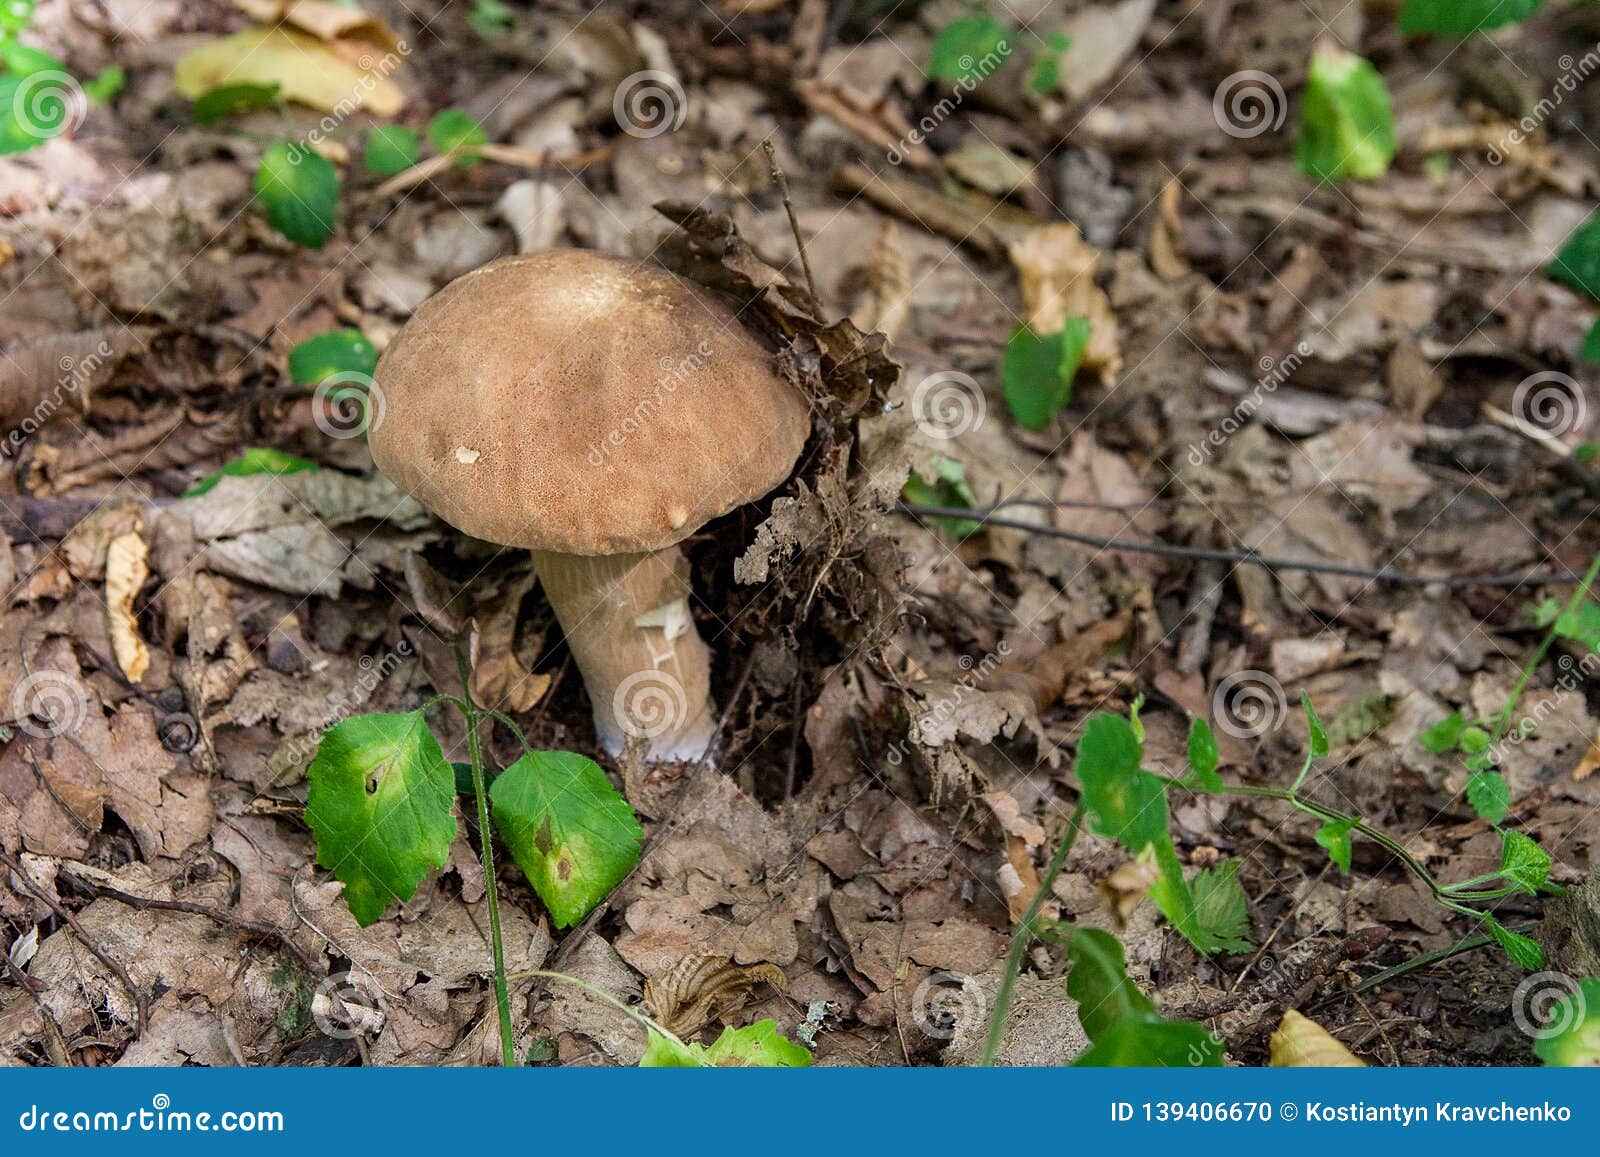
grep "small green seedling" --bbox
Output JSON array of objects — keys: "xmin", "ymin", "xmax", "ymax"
[
  {"xmin": 926, "ymin": 14, "xmax": 1012, "ymax": 84},
  {"xmin": 1024, "ymin": 31, "xmax": 1071, "ymax": 96},
  {"xmin": 1398, "ymin": 0, "xmax": 1543, "ymax": 37},
  {"xmin": 1002, "ymin": 316, "xmax": 1092, "ymax": 430},
  {"xmin": 365, "ymin": 124, "xmax": 420, "ymax": 176},
  {"xmin": 902, "ymin": 456, "xmax": 982, "ymax": 538},
  {"xmin": 468, "ymin": 0, "xmax": 515, "ymax": 38},
  {"xmin": 255, "ymin": 141, "xmax": 339, "ymax": 248},
  {"xmin": 1295, "ymin": 42, "xmax": 1396, "ymax": 183},
  {"xmin": 427, "ymin": 108, "xmax": 487, "ymax": 167},
  {"xmin": 184, "ymin": 447, "xmax": 318, "ymax": 497}
]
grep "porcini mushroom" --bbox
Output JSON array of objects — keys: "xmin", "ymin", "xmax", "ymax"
[{"xmin": 369, "ymin": 249, "xmax": 809, "ymax": 761}]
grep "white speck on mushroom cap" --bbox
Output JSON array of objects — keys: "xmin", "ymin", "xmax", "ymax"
[{"xmin": 455, "ymin": 447, "xmax": 481, "ymax": 464}]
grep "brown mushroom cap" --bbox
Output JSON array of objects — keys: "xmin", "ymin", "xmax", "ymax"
[{"xmin": 369, "ymin": 249, "xmax": 810, "ymax": 556}]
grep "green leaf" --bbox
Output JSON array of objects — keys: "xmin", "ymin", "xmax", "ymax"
[
  {"xmin": 0, "ymin": 63, "xmax": 74, "ymax": 154},
  {"xmin": 1498, "ymin": 829, "xmax": 1551, "ymax": 894},
  {"xmin": 1074, "ymin": 713, "xmax": 1169, "ymax": 853},
  {"xmin": 1458, "ymin": 726, "xmax": 1490, "ymax": 755},
  {"xmin": 1302, "ymin": 692, "xmax": 1329, "ymax": 758},
  {"xmin": 427, "ymin": 108, "xmax": 486, "ymax": 166},
  {"xmin": 1024, "ymin": 30, "xmax": 1071, "ymax": 95},
  {"xmin": 1420, "ymin": 712, "xmax": 1466, "ymax": 754},
  {"xmin": 0, "ymin": 36, "xmax": 59, "ymax": 75},
  {"xmin": 639, "ymin": 1028, "xmax": 706, "ymax": 1067},
  {"xmin": 1534, "ymin": 979, "xmax": 1600, "ymax": 1066},
  {"xmin": 926, "ymin": 15, "xmax": 1012, "ymax": 84},
  {"xmin": 902, "ymin": 455, "xmax": 981, "ymax": 538},
  {"xmin": 1398, "ymin": 0, "xmax": 1543, "ymax": 36},
  {"xmin": 1065, "ymin": 927, "xmax": 1155, "ymax": 1039},
  {"xmin": 1581, "ymin": 319, "xmax": 1600, "ymax": 365},
  {"xmin": 0, "ymin": 0, "xmax": 35, "ymax": 35},
  {"xmin": 1467, "ymin": 769, "xmax": 1511, "ymax": 825},
  {"xmin": 1001, "ymin": 317, "xmax": 1092, "ymax": 430},
  {"xmin": 191, "ymin": 81, "xmax": 281, "ymax": 123},
  {"xmin": 1295, "ymin": 43, "xmax": 1397, "ymax": 183},
  {"xmin": 1190, "ymin": 860, "xmax": 1253, "ymax": 954},
  {"xmin": 254, "ymin": 141, "xmax": 339, "ymax": 248},
  {"xmin": 703, "ymin": 1020, "xmax": 813, "ymax": 1067},
  {"xmin": 183, "ymin": 447, "xmax": 319, "ymax": 497},
  {"xmin": 1315, "ymin": 817, "xmax": 1356, "ymax": 873},
  {"xmin": 1530, "ymin": 596, "xmax": 1600, "ymax": 652},
  {"xmin": 364, "ymin": 124, "xmax": 419, "ymax": 176},
  {"xmin": 1483, "ymin": 914, "xmax": 1544, "ymax": 969},
  {"xmin": 1185, "ymin": 717, "xmax": 1223, "ymax": 792},
  {"xmin": 306, "ymin": 712, "xmax": 457, "ymax": 926},
  {"xmin": 288, "ymin": 327, "xmax": 378, "ymax": 386},
  {"xmin": 1074, "ymin": 1017, "xmax": 1221, "ymax": 1067},
  {"xmin": 82, "ymin": 65, "xmax": 124, "ymax": 104},
  {"xmin": 490, "ymin": 750, "xmax": 643, "ymax": 928},
  {"xmin": 1550, "ymin": 214, "xmax": 1600, "ymax": 302},
  {"xmin": 467, "ymin": 0, "xmax": 515, "ymax": 37}
]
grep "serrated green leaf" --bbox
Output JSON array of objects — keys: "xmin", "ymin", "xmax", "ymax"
[
  {"xmin": 1074, "ymin": 1016, "xmax": 1221, "ymax": 1067},
  {"xmin": 1065, "ymin": 927, "xmax": 1156, "ymax": 1040},
  {"xmin": 1295, "ymin": 43, "xmax": 1397, "ymax": 183},
  {"xmin": 1398, "ymin": 0, "xmax": 1543, "ymax": 36},
  {"xmin": 1534, "ymin": 978, "xmax": 1600, "ymax": 1066},
  {"xmin": 1551, "ymin": 214, "xmax": 1600, "ymax": 302},
  {"xmin": 427, "ymin": 108, "xmax": 486, "ymax": 166},
  {"xmin": 1001, "ymin": 317, "xmax": 1092, "ymax": 430},
  {"xmin": 1302, "ymin": 692, "xmax": 1329, "ymax": 757},
  {"xmin": 1484, "ymin": 914, "xmax": 1544, "ymax": 969},
  {"xmin": 364, "ymin": 124, "xmax": 419, "ymax": 176},
  {"xmin": 703, "ymin": 1020, "xmax": 812, "ymax": 1067},
  {"xmin": 288, "ymin": 327, "xmax": 378, "ymax": 385},
  {"xmin": 1190, "ymin": 860, "xmax": 1253, "ymax": 954},
  {"xmin": 254, "ymin": 141, "xmax": 339, "ymax": 248},
  {"xmin": 1499, "ymin": 830, "xmax": 1551, "ymax": 894},
  {"xmin": 1315, "ymin": 817, "xmax": 1356, "ymax": 873},
  {"xmin": 1467, "ymin": 769, "xmax": 1511, "ymax": 825},
  {"xmin": 183, "ymin": 446, "xmax": 319, "ymax": 497},
  {"xmin": 490, "ymin": 750, "xmax": 643, "ymax": 928},
  {"xmin": 1075, "ymin": 713, "xmax": 1168, "ymax": 853},
  {"xmin": 1420, "ymin": 712, "xmax": 1466, "ymax": 754},
  {"xmin": 1185, "ymin": 717, "xmax": 1223, "ymax": 792},
  {"xmin": 306, "ymin": 711, "xmax": 457, "ymax": 926},
  {"xmin": 927, "ymin": 15, "xmax": 1012, "ymax": 84},
  {"xmin": 191, "ymin": 81, "xmax": 282, "ymax": 123}
]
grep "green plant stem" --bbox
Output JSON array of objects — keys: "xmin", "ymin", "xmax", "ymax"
[
  {"xmin": 980, "ymin": 801, "xmax": 1085, "ymax": 1067},
  {"xmin": 453, "ymin": 648, "xmax": 515, "ymax": 1067},
  {"xmin": 1491, "ymin": 547, "xmax": 1600, "ymax": 745}
]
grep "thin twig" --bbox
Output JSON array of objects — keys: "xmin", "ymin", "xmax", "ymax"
[{"xmin": 764, "ymin": 137, "xmax": 818, "ymax": 303}]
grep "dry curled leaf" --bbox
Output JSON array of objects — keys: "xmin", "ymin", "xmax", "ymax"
[
  {"xmin": 642, "ymin": 954, "xmax": 786, "ymax": 1037},
  {"xmin": 982, "ymin": 790, "xmax": 1045, "ymax": 921},
  {"xmin": 850, "ymin": 219, "xmax": 912, "ymax": 344},
  {"xmin": 176, "ymin": 27, "xmax": 405, "ymax": 118},
  {"xmin": 1270, "ymin": 1010, "xmax": 1365, "ymax": 1067},
  {"xmin": 105, "ymin": 532, "xmax": 150, "ymax": 684}
]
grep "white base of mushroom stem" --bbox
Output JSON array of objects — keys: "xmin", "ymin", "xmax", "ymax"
[{"xmin": 531, "ymin": 547, "xmax": 717, "ymax": 763}]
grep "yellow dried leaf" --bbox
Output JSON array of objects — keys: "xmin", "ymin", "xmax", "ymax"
[
  {"xmin": 1008, "ymin": 222, "xmax": 1121, "ymax": 383},
  {"xmin": 175, "ymin": 26, "xmax": 404, "ymax": 118},
  {"xmin": 106, "ymin": 531, "xmax": 150, "ymax": 684},
  {"xmin": 1270, "ymin": 1010, "xmax": 1365, "ymax": 1067}
]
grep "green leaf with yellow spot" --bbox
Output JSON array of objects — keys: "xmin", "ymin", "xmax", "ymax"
[
  {"xmin": 490, "ymin": 750, "xmax": 642, "ymax": 928},
  {"xmin": 306, "ymin": 711, "xmax": 457, "ymax": 926}
]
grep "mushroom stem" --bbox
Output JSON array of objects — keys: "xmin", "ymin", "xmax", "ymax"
[{"xmin": 531, "ymin": 547, "xmax": 716, "ymax": 762}]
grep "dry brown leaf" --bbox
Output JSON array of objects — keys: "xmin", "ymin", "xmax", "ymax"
[
  {"xmin": 105, "ymin": 531, "xmax": 149, "ymax": 684},
  {"xmin": 1270, "ymin": 1009, "xmax": 1365, "ymax": 1066},
  {"xmin": 982, "ymin": 791, "xmax": 1044, "ymax": 921},
  {"xmin": 1099, "ymin": 854, "xmax": 1158, "ymax": 929},
  {"xmin": 175, "ymin": 27, "xmax": 404, "ymax": 118},
  {"xmin": 850, "ymin": 219, "xmax": 911, "ymax": 344},
  {"xmin": 234, "ymin": 0, "xmax": 404, "ymax": 54},
  {"xmin": 1009, "ymin": 223, "xmax": 1121, "ymax": 382},
  {"xmin": 1149, "ymin": 178, "xmax": 1190, "ymax": 280},
  {"xmin": 642, "ymin": 954, "xmax": 785, "ymax": 1037}
]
